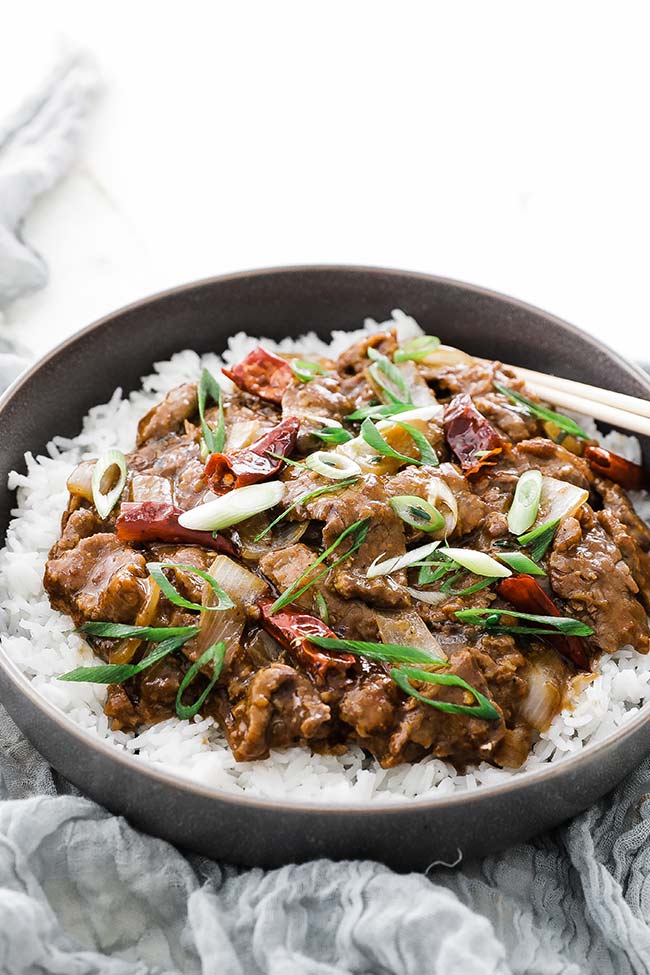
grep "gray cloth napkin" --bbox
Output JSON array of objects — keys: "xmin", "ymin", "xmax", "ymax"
[{"xmin": 2, "ymin": 58, "xmax": 650, "ymax": 975}]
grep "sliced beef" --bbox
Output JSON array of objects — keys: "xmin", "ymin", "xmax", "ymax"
[
  {"xmin": 473, "ymin": 392, "xmax": 540, "ymax": 443},
  {"xmin": 136, "ymin": 383, "xmax": 198, "ymax": 446},
  {"xmin": 384, "ymin": 463, "xmax": 488, "ymax": 539},
  {"xmin": 50, "ymin": 507, "xmax": 101, "ymax": 559},
  {"xmin": 127, "ymin": 433, "xmax": 208, "ymax": 510},
  {"xmin": 281, "ymin": 376, "xmax": 353, "ymax": 452},
  {"xmin": 597, "ymin": 508, "xmax": 650, "ymax": 613},
  {"xmin": 335, "ymin": 330, "xmax": 397, "ymax": 406},
  {"xmin": 548, "ymin": 507, "xmax": 650, "ymax": 654},
  {"xmin": 44, "ymin": 533, "xmax": 148, "ymax": 627},
  {"xmin": 594, "ymin": 477, "xmax": 650, "ymax": 550}
]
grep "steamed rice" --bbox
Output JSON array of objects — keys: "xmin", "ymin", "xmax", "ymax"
[{"xmin": 2, "ymin": 310, "xmax": 650, "ymax": 804}]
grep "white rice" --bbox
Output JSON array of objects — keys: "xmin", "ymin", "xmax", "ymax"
[{"xmin": 2, "ymin": 310, "xmax": 650, "ymax": 804}]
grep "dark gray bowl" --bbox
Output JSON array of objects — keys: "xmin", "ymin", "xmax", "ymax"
[{"xmin": 2, "ymin": 265, "xmax": 650, "ymax": 871}]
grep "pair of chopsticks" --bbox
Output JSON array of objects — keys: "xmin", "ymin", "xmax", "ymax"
[{"xmin": 505, "ymin": 364, "xmax": 650, "ymax": 438}]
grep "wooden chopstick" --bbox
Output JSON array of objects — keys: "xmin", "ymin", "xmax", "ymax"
[
  {"xmin": 508, "ymin": 364, "xmax": 650, "ymax": 420},
  {"xmin": 520, "ymin": 377, "xmax": 650, "ymax": 438}
]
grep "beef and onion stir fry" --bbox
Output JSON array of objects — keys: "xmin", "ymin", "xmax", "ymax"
[{"xmin": 44, "ymin": 331, "xmax": 650, "ymax": 770}]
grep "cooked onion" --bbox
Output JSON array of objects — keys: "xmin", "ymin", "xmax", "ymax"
[
  {"xmin": 367, "ymin": 541, "xmax": 440, "ymax": 579},
  {"xmin": 519, "ymin": 648, "xmax": 566, "ymax": 731},
  {"xmin": 131, "ymin": 474, "xmax": 173, "ymax": 503},
  {"xmin": 306, "ymin": 451, "xmax": 361, "ymax": 479},
  {"xmin": 67, "ymin": 460, "xmax": 96, "ymax": 503},
  {"xmin": 238, "ymin": 516, "xmax": 308, "ymax": 560},
  {"xmin": 375, "ymin": 609, "xmax": 447, "ymax": 661},
  {"xmin": 420, "ymin": 344, "xmax": 475, "ymax": 368},
  {"xmin": 403, "ymin": 585, "xmax": 448, "ymax": 606},
  {"xmin": 225, "ymin": 419, "xmax": 262, "ymax": 452},
  {"xmin": 538, "ymin": 475, "xmax": 589, "ymax": 526},
  {"xmin": 426, "ymin": 478, "xmax": 459, "ymax": 537},
  {"xmin": 109, "ymin": 578, "xmax": 161, "ymax": 665},
  {"xmin": 196, "ymin": 555, "xmax": 268, "ymax": 664}
]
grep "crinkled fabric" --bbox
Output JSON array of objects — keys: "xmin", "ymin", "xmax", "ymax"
[{"xmin": 2, "ymin": 53, "xmax": 650, "ymax": 975}]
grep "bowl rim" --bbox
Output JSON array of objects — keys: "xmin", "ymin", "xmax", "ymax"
[{"xmin": 2, "ymin": 262, "xmax": 650, "ymax": 816}]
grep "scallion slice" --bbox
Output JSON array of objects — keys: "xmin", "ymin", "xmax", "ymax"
[
  {"xmin": 390, "ymin": 666, "xmax": 500, "ymax": 720},
  {"xmin": 269, "ymin": 517, "xmax": 370, "ymax": 614},
  {"xmin": 439, "ymin": 548, "xmax": 511, "ymax": 578},
  {"xmin": 518, "ymin": 517, "xmax": 561, "ymax": 561},
  {"xmin": 198, "ymin": 368, "xmax": 226, "ymax": 454},
  {"xmin": 346, "ymin": 403, "xmax": 414, "ymax": 421},
  {"xmin": 254, "ymin": 476, "xmax": 358, "ymax": 542},
  {"xmin": 507, "ymin": 470, "xmax": 543, "ymax": 536},
  {"xmin": 394, "ymin": 421, "xmax": 439, "ymax": 466},
  {"xmin": 394, "ymin": 335, "xmax": 441, "ymax": 363},
  {"xmin": 306, "ymin": 451, "xmax": 362, "ymax": 479},
  {"xmin": 367, "ymin": 347, "xmax": 412, "ymax": 405},
  {"xmin": 175, "ymin": 641, "xmax": 226, "ymax": 720},
  {"xmin": 91, "ymin": 449, "xmax": 127, "ymax": 520},
  {"xmin": 455, "ymin": 607, "xmax": 593, "ymax": 635},
  {"xmin": 496, "ymin": 551, "xmax": 546, "ymax": 576},
  {"xmin": 307, "ymin": 635, "xmax": 446, "ymax": 666},
  {"xmin": 59, "ymin": 631, "xmax": 197, "ymax": 684},
  {"xmin": 146, "ymin": 562, "xmax": 234, "ymax": 612},
  {"xmin": 390, "ymin": 495, "xmax": 446, "ymax": 532},
  {"xmin": 78, "ymin": 622, "xmax": 199, "ymax": 641},
  {"xmin": 366, "ymin": 541, "xmax": 441, "ymax": 579},
  {"xmin": 360, "ymin": 419, "xmax": 419, "ymax": 467},
  {"xmin": 291, "ymin": 359, "xmax": 329, "ymax": 383},
  {"xmin": 494, "ymin": 383, "xmax": 589, "ymax": 440},
  {"xmin": 313, "ymin": 426, "xmax": 354, "ymax": 445},
  {"xmin": 179, "ymin": 481, "xmax": 286, "ymax": 531},
  {"xmin": 314, "ymin": 591, "xmax": 329, "ymax": 625}
]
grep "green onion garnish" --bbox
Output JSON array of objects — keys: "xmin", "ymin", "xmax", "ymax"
[
  {"xmin": 393, "ymin": 335, "xmax": 441, "ymax": 363},
  {"xmin": 494, "ymin": 383, "xmax": 589, "ymax": 440},
  {"xmin": 507, "ymin": 469, "xmax": 542, "ymax": 536},
  {"xmin": 307, "ymin": 635, "xmax": 445, "ymax": 666},
  {"xmin": 345, "ymin": 403, "xmax": 414, "ymax": 421},
  {"xmin": 78, "ymin": 622, "xmax": 200, "ymax": 641},
  {"xmin": 390, "ymin": 666, "xmax": 500, "ymax": 720},
  {"xmin": 444, "ymin": 576, "xmax": 495, "ymax": 597},
  {"xmin": 417, "ymin": 559, "xmax": 456, "ymax": 585},
  {"xmin": 91, "ymin": 449, "xmax": 127, "ymax": 520},
  {"xmin": 179, "ymin": 481, "xmax": 286, "ymax": 531},
  {"xmin": 361, "ymin": 418, "xmax": 424, "ymax": 467},
  {"xmin": 390, "ymin": 495, "xmax": 445, "ymax": 533},
  {"xmin": 198, "ymin": 368, "xmax": 226, "ymax": 455},
  {"xmin": 175, "ymin": 641, "xmax": 226, "ymax": 720},
  {"xmin": 455, "ymin": 607, "xmax": 593, "ymax": 636},
  {"xmin": 313, "ymin": 426, "xmax": 354, "ymax": 445},
  {"xmin": 518, "ymin": 518, "xmax": 561, "ymax": 561},
  {"xmin": 496, "ymin": 551, "xmax": 546, "ymax": 576},
  {"xmin": 291, "ymin": 360, "xmax": 329, "ymax": 383},
  {"xmin": 146, "ymin": 562, "xmax": 235, "ymax": 612},
  {"xmin": 314, "ymin": 591, "xmax": 329, "ymax": 625},
  {"xmin": 394, "ymin": 421, "xmax": 439, "ymax": 467},
  {"xmin": 305, "ymin": 451, "xmax": 362, "ymax": 479},
  {"xmin": 59, "ymin": 631, "xmax": 198, "ymax": 684},
  {"xmin": 269, "ymin": 517, "xmax": 370, "ymax": 614},
  {"xmin": 367, "ymin": 347, "xmax": 412, "ymax": 405},
  {"xmin": 439, "ymin": 547, "xmax": 511, "ymax": 578},
  {"xmin": 254, "ymin": 477, "xmax": 359, "ymax": 542}
]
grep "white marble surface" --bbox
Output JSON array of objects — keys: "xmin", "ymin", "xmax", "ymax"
[{"xmin": 3, "ymin": 2, "xmax": 650, "ymax": 363}]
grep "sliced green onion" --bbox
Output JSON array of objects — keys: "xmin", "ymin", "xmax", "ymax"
[
  {"xmin": 390, "ymin": 495, "xmax": 446, "ymax": 532},
  {"xmin": 346, "ymin": 403, "xmax": 415, "ymax": 421},
  {"xmin": 494, "ymin": 383, "xmax": 589, "ymax": 440},
  {"xmin": 305, "ymin": 451, "xmax": 362, "ymax": 479},
  {"xmin": 59, "ymin": 631, "xmax": 196, "ymax": 684},
  {"xmin": 269, "ymin": 517, "xmax": 370, "ymax": 614},
  {"xmin": 314, "ymin": 591, "xmax": 329, "ymax": 625},
  {"xmin": 455, "ymin": 607, "xmax": 593, "ymax": 635},
  {"xmin": 394, "ymin": 335, "xmax": 441, "ymax": 363},
  {"xmin": 394, "ymin": 421, "xmax": 439, "ymax": 467},
  {"xmin": 361, "ymin": 419, "xmax": 421, "ymax": 467},
  {"xmin": 507, "ymin": 470, "xmax": 543, "ymax": 535},
  {"xmin": 417, "ymin": 560, "xmax": 456, "ymax": 586},
  {"xmin": 390, "ymin": 666, "xmax": 500, "ymax": 721},
  {"xmin": 178, "ymin": 481, "xmax": 285, "ymax": 531},
  {"xmin": 267, "ymin": 452, "xmax": 311, "ymax": 471},
  {"xmin": 198, "ymin": 368, "xmax": 226, "ymax": 454},
  {"xmin": 313, "ymin": 426, "xmax": 354, "ymax": 445},
  {"xmin": 176, "ymin": 641, "xmax": 226, "ymax": 720},
  {"xmin": 78, "ymin": 622, "xmax": 199, "ymax": 641},
  {"xmin": 367, "ymin": 347, "xmax": 412, "ymax": 405},
  {"xmin": 291, "ymin": 359, "xmax": 329, "ymax": 383},
  {"xmin": 91, "ymin": 449, "xmax": 127, "ymax": 520},
  {"xmin": 146, "ymin": 562, "xmax": 235, "ymax": 613},
  {"xmin": 307, "ymin": 635, "xmax": 446, "ymax": 667},
  {"xmin": 403, "ymin": 585, "xmax": 448, "ymax": 605},
  {"xmin": 366, "ymin": 541, "xmax": 441, "ymax": 579},
  {"xmin": 253, "ymin": 477, "xmax": 358, "ymax": 542},
  {"xmin": 447, "ymin": 577, "xmax": 496, "ymax": 597},
  {"xmin": 518, "ymin": 518, "xmax": 561, "ymax": 561},
  {"xmin": 496, "ymin": 551, "xmax": 546, "ymax": 576},
  {"xmin": 440, "ymin": 548, "xmax": 511, "ymax": 578}
]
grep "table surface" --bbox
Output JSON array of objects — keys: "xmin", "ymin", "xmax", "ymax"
[{"xmin": 3, "ymin": 2, "xmax": 649, "ymax": 365}]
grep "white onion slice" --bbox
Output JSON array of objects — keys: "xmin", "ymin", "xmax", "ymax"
[
  {"xmin": 91, "ymin": 449, "xmax": 127, "ymax": 520},
  {"xmin": 441, "ymin": 547, "xmax": 512, "ymax": 578},
  {"xmin": 375, "ymin": 608, "xmax": 447, "ymax": 660},
  {"xmin": 538, "ymin": 476, "xmax": 589, "ymax": 525},
  {"xmin": 179, "ymin": 481, "xmax": 285, "ymax": 531},
  {"xmin": 403, "ymin": 585, "xmax": 449, "ymax": 605},
  {"xmin": 427, "ymin": 479, "xmax": 459, "ymax": 536},
  {"xmin": 366, "ymin": 541, "xmax": 441, "ymax": 579},
  {"xmin": 376, "ymin": 404, "xmax": 443, "ymax": 430},
  {"xmin": 420, "ymin": 344, "xmax": 475, "ymax": 368},
  {"xmin": 306, "ymin": 451, "xmax": 361, "ymax": 479}
]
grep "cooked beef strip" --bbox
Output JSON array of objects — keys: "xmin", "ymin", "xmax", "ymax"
[
  {"xmin": 593, "ymin": 477, "xmax": 650, "ymax": 550},
  {"xmin": 548, "ymin": 506, "xmax": 650, "ymax": 654},
  {"xmin": 335, "ymin": 330, "xmax": 398, "ymax": 407},
  {"xmin": 137, "ymin": 382, "xmax": 199, "ymax": 446},
  {"xmin": 281, "ymin": 375, "xmax": 353, "ymax": 452}
]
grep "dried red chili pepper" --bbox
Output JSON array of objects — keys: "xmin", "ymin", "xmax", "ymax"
[
  {"xmin": 443, "ymin": 393, "xmax": 505, "ymax": 473},
  {"xmin": 116, "ymin": 501, "xmax": 237, "ymax": 555},
  {"xmin": 205, "ymin": 416, "xmax": 300, "ymax": 493},
  {"xmin": 496, "ymin": 574, "xmax": 589, "ymax": 670},
  {"xmin": 222, "ymin": 346, "xmax": 294, "ymax": 404},
  {"xmin": 584, "ymin": 444, "xmax": 645, "ymax": 491},
  {"xmin": 258, "ymin": 600, "xmax": 355, "ymax": 679}
]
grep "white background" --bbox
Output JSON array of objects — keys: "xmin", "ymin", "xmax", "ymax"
[{"xmin": 3, "ymin": 1, "xmax": 649, "ymax": 362}]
